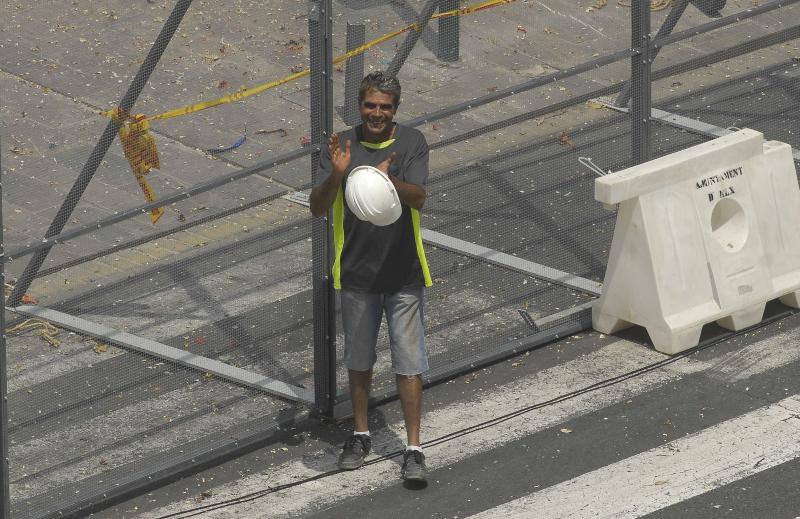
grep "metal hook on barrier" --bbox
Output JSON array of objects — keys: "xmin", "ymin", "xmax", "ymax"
[{"xmin": 578, "ymin": 156, "xmax": 610, "ymax": 177}]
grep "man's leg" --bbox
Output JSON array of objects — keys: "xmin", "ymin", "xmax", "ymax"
[
  {"xmin": 349, "ymin": 368, "xmax": 373, "ymax": 433},
  {"xmin": 385, "ymin": 287, "xmax": 428, "ymax": 482},
  {"xmin": 338, "ymin": 290, "xmax": 381, "ymax": 470},
  {"xmin": 396, "ymin": 373, "xmax": 422, "ymax": 446}
]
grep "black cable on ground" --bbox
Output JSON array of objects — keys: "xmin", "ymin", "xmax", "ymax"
[{"xmin": 154, "ymin": 307, "xmax": 797, "ymax": 519}]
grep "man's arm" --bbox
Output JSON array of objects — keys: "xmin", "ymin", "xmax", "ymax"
[
  {"xmin": 389, "ymin": 176, "xmax": 426, "ymax": 210},
  {"xmin": 392, "ymin": 132, "xmax": 429, "ymax": 210},
  {"xmin": 310, "ymin": 135, "xmax": 351, "ymax": 217},
  {"xmin": 373, "ymin": 151, "xmax": 427, "ymax": 210},
  {"xmin": 310, "ymin": 170, "xmax": 345, "ymax": 216}
]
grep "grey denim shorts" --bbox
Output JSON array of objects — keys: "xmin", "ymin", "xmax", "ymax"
[{"xmin": 340, "ymin": 287, "xmax": 428, "ymax": 376}]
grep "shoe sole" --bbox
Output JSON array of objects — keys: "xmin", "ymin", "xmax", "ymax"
[
  {"xmin": 402, "ymin": 472, "xmax": 427, "ymax": 482},
  {"xmin": 338, "ymin": 458, "xmax": 365, "ymax": 470}
]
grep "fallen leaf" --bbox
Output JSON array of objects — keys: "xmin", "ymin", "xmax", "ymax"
[
  {"xmin": 99, "ymin": 458, "xmax": 108, "ymax": 466},
  {"xmin": 559, "ymin": 131, "xmax": 577, "ymax": 149},
  {"xmin": 10, "ymin": 146, "xmax": 32, "ymax": 155},
  {"xmin": 300, "ymin": 135, "xmax": 312, "ymax": 147},
  {"xmin": 21, "ymin": 293, "xmax": 38, "ymax": 305},
  {"xmin": 256, "ymin": 128, "xmax": 288, "ymax": 137},
  {"xmin": 93, "ymin": 342, "xmax": 108, "ymax": 354},
  {"xmin": 216, "ymin": 79, "xmax": 229, "ymax": 89},
  {"xmin": 560, "ymin": 427, "xmax": 573, "ymax": 434},
  {"xmin": 284, "ymin": 39, "xmax": 305, "ymax": 51},
  {"xmin": 290, "ymin": 64, "xmax": 304, "ymax": 73},
  {"xmin": 543, "ymin": 26, "xmax": 556, "ymax": 35},
  {"xmin": 516, "ymin": 25, "xmax": 527, "ymax": 34},
  {"xmin": 587, "ymin": 0, "xmax": 607, "ymax": 11},
  {"xmin": 193, "ymin": 336, "xmax": 207, "ymax": 346}
]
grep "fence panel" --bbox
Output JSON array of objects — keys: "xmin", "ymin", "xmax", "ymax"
[{"xmin": 2, "ymin": 1, "xmax": 319, "ymax": 517}]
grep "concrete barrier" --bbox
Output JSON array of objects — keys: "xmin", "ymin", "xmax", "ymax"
[{"xmin": 593, "ymin": 129, "xmax": 800, "ymax": 354}]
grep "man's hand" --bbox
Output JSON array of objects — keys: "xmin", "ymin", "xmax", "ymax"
[
  {"xmin": 376, "ymin": 152, "xmax": 396, "ymax": 175},
  {"xmin": 310, "ymin": 133, "xmax": 351, "ymax": 216},
  {"xmin": 381, "ymin": 151, "xmax": 426, "ymax": 210},
  {"xmin": 330, "ymin": 134, "xmax": 352, "ymax": 177}
]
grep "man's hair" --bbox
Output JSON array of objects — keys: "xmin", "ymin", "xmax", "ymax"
[{"xmin": 358, "ymin": 71, "xmax": 401, "ymax": 106}]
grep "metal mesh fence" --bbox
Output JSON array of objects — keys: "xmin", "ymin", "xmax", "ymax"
[
  {"xmin": 2, "ymin": 0, "xmax": 799, "ymax": 517},
  {"xmin": 649, "ymin": 2, "xmax": 800, "ymax": 152},
  {"xmin": 3, "ymin": 1, "xmax": 317, "ymax": 517}
]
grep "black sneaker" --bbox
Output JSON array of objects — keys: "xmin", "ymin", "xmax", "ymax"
[
  {"xmin": 401, "ymin": 449, "xmax": 427, "ymax": 482},
  {"xmin": 338, "ymin": 434, "xmax": 371, "ymax": 470}
]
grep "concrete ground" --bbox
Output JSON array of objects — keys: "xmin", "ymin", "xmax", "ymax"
[
  {"xmin": 93, "ymin": 303, "xmax": 800, "ymax": 519},
  {"xmin": 1, "ymin": 0, "xmax": 799, "ymax": 518}
]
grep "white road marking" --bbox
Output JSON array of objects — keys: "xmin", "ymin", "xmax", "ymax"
[
  {"xmin": 467, "ymin": 396, "xmax": 800, "ymax": 519},
  {"xmin": 141, "ymin": 329, "xmax": 800, "ymax": 519},
  {"xmin": 141, "ymin": 340, "xmax": 707, "ymax": 518}
]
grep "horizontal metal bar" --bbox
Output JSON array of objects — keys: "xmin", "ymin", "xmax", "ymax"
[
  {"xmin": 596, "ymin": 100, "xmax": 800, "ymax": 162},
  {"xmin": 33, "ymin": 192, "xmax": 287, "ymax": 279},
  {"xmin": 405, "ymin": 48, "xmax": 637, "ymax": 128},
  {"xmin": 649, "ymin": 108, "xmax": 733, "ymax": 137},
  {"xmin": 35, "ymin": 408, "xmax": 312, "ymax": 519},
  {"xmin": 333, "ymin": 304, "xmax": 593, "ymax": 418},
  {"xmin": 421, "ymin": 229, "xmax": 603, "ymax": 295},
  {"xmin": 651, "ymin": 108, "xmax": 800, "ymax": 162},
  {"xmin": 6, "ymin": 146, "xmax": 312, "ymax": 262},
  {"xmin": 279, "ymin": 193, "xmax": 604, "ymax": 294},
  {"xmin": 430, "ymin": 82, "xmax": 624, "ymax": 150},
  {"xmin": 652, "ymin": 24, "xmax": 800, "ymax": 81},
  {"xmin": 427, "ymin": 24, "xmax": 800, "ymax": 152},
  {"xmin": 535, "ymin": 299, "xmax": 596, "ymax": 326},
  {"xmin": 11, "ymin": 305, "xmax": 314, "ymax": 404},
  {"xmin": 653, "ymin": 0, "xmax": 800, "ymax": 49}
]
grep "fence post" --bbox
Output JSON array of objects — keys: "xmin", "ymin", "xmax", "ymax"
[
  {"xmin": 631, "ymin": 0, "xmax": 652, "ymax": 165},
  {"xmin": 437, "ymin": 0, "xmax": 460, "ymax": 62},
  {"xmin": 344, "ymin": 23, "xmax": 365, "ymax": 127},
  {"xmin": 0, "ymin": 138, "xmax": 10, "ymax": 519},
  {"xmin": 309, "ymin": 0, "xmax": 337, "ymax": 418},
  {"xmin": 616, "ymin": 0, "xmax": 689, "ymax": 108}
]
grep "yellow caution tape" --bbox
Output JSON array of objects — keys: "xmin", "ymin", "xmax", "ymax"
[
  {"xmin": 114, "ymin": 110, "xmax": 165, "ymax": 224},
  {"xmin": 105, "ymin": 0, "xmax": 516, "ymax": 221},
  {"xmin": 107, "ymin": 0, "xmax": 516, "ymax": 123}
]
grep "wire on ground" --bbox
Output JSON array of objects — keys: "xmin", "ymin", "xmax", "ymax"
[{"xmin": 152, "ymin": 305, "xmax": 797, "ymax": 519}]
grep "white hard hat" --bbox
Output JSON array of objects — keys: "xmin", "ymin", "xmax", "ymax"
[{"xmin": 344, "ymin": 165, "xmax": 402, "ymax": 226}]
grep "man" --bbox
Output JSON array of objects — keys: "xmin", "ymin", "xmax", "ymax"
[{"xmin": 310, "ymin": 71, "xmax": 432, "ymax": 482}]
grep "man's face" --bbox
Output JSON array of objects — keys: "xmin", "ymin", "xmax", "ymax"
[{"xmin": 359, "ymin": 90, "xmax": 397, "ymax": 140}]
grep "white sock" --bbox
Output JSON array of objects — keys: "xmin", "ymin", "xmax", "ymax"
[
  {"xmin": 354, "ymin": 430, "xmax": 370, "ymax": 436},
  {"xmin": 406, "ymin": 445, "xmax": 422, "ymax": 452}
]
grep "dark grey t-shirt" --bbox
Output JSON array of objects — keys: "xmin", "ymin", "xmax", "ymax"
[{"xmin": 316, "ymin": 123, "xmax": 431, "ymax": 293}]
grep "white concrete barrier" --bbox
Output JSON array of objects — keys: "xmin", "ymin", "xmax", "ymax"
[{"xmin": 593, "ymin": 129, "xmax": 800, "ymax": 354}]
